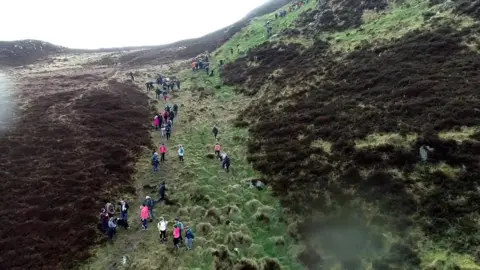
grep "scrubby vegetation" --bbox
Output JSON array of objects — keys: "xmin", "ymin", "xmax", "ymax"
[
  {"xmin": 4, "ymin": 0, "xmax": 480, "ymax": 269},
  {"xmin": 220, "ymin": 0, "xmax": 480, "ymax": 269}
]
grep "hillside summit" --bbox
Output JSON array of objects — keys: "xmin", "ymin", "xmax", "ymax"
[{"xmin": 1, "ymin": 0, "xmax": 480, "ymax": 269}]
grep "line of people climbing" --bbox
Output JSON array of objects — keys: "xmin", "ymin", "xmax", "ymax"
[{"xmin": 98, "ymin": 75, "xmax": 196, "ymax": 250}]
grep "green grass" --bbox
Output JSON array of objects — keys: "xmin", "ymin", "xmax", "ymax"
[
  {"xmin": 83, "ymin": 64, "xmax": 303, "ymax": 269},
  {"xmin": 328, "ymin": 0, "xmax": 474, "ymax": 52},
  {"xmin": 354, "ymin": 132, "xmax": 418, "ymax": 150},
  {"xmin": 438, "ymin": 126, "xmax": 479, "ymax": 142},
  {"xmin": 214, "ymin": 0, "xmax": 316, "ymax": 64}
]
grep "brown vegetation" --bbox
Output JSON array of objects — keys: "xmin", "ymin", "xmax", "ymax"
[
  {"xmin": 224, "ymin": 21, "xmax": 480, "ymax": 269},
  {"xmin": 0, "ymin": 72, "xmax": 151, "ymax": 269}
]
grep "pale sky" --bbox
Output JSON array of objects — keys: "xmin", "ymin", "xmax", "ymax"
[{"xmin": 0, "ymin": 0, "xmax": 267, "ymax": 49}]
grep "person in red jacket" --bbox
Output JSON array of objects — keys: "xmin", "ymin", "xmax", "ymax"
[{"xmin": 159, "ymin": 143, "xmax": 167, "ymax": 162}]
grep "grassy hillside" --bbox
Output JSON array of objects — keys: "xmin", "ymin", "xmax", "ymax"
[
  {"xmin": 65, "ymin": 0, "xmax": 480, "ymax": 269},
  {"xmin": 215, "ymin": 0, "xmax": 480, "ymax": 269}
]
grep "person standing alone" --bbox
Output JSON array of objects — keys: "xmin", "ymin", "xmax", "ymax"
[
  {"xmin": 178, "ymin": 145, "xmax": 185, "ymax": 161},
  {"xmin": 212, "ymin": 125, "xmax": 219, "ymax": 139}
]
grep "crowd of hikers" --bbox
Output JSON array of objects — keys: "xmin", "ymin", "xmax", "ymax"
[
  {"xmin": 98, "ymin": 73, "xmax": 234, "ymax": 252},
  {"xmin": 191, "ymin": 54, "xmax": 214, "ymax": 77}
]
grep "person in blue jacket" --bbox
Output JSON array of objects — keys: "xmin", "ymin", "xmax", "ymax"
[{"xmin": 185, "ymin": 226, "xmax": 195, "ymax": 250}]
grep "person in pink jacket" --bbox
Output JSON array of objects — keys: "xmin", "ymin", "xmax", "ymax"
[
  {"xmin": 154, "ymin": 115, "xmax": 160, "ymax": 130},
  {"xmin": 173, "ymin": 224, "xmax": 181, "ymax": 248},
  {"xmin": 159, "ymin": 143, "xmax": 167, "ymax": 162},
  {"xmin": 140, "ymin": 204, "xmax": 149, "ymax": 230}
]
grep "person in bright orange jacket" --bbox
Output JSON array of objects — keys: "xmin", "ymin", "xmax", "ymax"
[{"xmin": 159, "ymin": 143, "xmax": 167, "ymax": 162}]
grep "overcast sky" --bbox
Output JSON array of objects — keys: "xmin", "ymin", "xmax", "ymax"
[{"xmin": 0, "ymin": 0, "xmax": 266, "ymax": 49}]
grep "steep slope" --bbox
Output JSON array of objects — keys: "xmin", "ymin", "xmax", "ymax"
[{"xmin": 218, "ymin": 0, "xmax": 480, "ymax": 269}]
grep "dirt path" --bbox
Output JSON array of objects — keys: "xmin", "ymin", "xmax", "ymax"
[{"xmin": 83, "ymin": 72, "xmax": 189, "ymax": 269}]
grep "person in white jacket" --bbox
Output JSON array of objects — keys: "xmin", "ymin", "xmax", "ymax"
[
  {"xmin": 178, "ymin": 145, "xmax": 185, "ymax": 161},
  {"xmin": 158, "ymin": 217, "xmax": 168, "ymax": 242}
]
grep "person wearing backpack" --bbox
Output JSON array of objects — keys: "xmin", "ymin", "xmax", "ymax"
[
  {"xmin": 178, "ymin": 145, "xmax": 185, "ymax": 161},
  {"xmin": 185, "ymin": 226, "xmax": 195, "ymax": 250},
  {"xmin": 214, "ymin": 143, "xmax": 221, "ymax": 159},
  {"xmin": 166, "ymin": 125, "xmax": 172, "ymax": 140},
  {"xmin": 152, "ymin": 152, "xmax": 160, "ymax": 173}
]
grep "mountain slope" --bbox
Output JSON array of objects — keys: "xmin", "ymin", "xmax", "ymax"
[{"xmin": 216, "ymin": 0, "xmax": 480, "ymax": 269}]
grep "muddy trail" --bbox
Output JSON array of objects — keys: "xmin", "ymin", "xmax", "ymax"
[
  {"xmin": 0, "ymin": 71, "xmax": 151, "ymax": 269},
  {"xmin": 223, "ymin": 24, "xmax": 480, "ymax": 269}
]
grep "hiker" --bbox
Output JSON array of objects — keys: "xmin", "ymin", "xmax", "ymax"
[
  {"xmin": 154, "ymin": 115, "xmax": 160, "ymax": 130},
  {"xmin": 212, "ymin": 125, "xmax": 219, "ymax": 138},
  {"xmin": 222, "ymin": 154, "xmax": 231, "ymax": 173},
  {"xmin": 107, "ymin": 217, "xmax": 117, "ymax": 240},
  {"xmin": 100, "ymin": 208, "xmax": 109, "ymax": 232},
  {"xmin": 192, "ymin": 61, "xmax": 196, "ymax": 71},
  {"xmin": 205, "ymin": 63, "xmax": 210, "ymax": 75},
  {"xmin": 275, "ymin": 13, "xmax": 278, "ymax": 19},
  {"xmin": 166, "ymin": 124, "xmax": 172, "ymax": 140},
  {"xmin": 170, "ymin": 110, "xmax": 175, "ymax": 125},
  {"xmin": 120, "ymin": 200, "xmax": 129, "ymax": 222},
  {"xmin": 185, "ymin": 226, "xmax": 195, "ymax": 250},
  {"xmin": 178, "ymin": 145, "xmax": 185, "ymax": 161},
  {"xmin": 176, "ymin": 80, "xmax": 181, "ymax": 90},
  {"xmin": 158, "ymin": 217, "xmax": 168, "ymax": 242},
  {"xmin": 230, "ymin": 48, "xmax": 234, "ymax": 54},
  {"xmin": 161, "ymin": 123, "xmax": 166, "ymax": 137},
  {"xmin": 173, "ymin": 225, "xmax": 181, "ymax": 248},
  {"xmin": 220, "ymin": 151, "xmax": 227, "ymax": 162},
  {"xmin": 106, "ymin": 202, "xmax": 115, "ymax": 216},
  {"xmin": 155, "ymin": 88, "xmax": 162, "ymax": 100},
  {"xmin": 129, "ymin": 72, "xmax": 135, "ymax": 81},
  {"xmin": 173, "ymin": 104, "xmax": 178, "ymax": 115},
  {"xmin": 140, "ymin": 204, "xmax": 149, "ymax": 230},
  {"xmin": 175, "ymin": 218, "xmax": 184, "ymax": 242},
  {"xmin": 215, "ymin": 143, "xmax": 221, "ymax": 159},
  {"xmin": 159, "ymin": 143, "xmax": 167, "ymax": 162},
  {"xmin": 209, "ymin": 69, "xmax": 214, "ymax": 77},
  {"xmin": 145, "ymin": 196, "xmax": 154, "ymax": 221},
  {"xmin": 152, "ymin": 152, "xmax": 160, "ymax": 174},
  {"xmin": 158, "ymin": 181, "xmax": 168, "ymax": 201},
  {"xmin": 163, "ymin": 90, "xmax": 168, "ymax": 102}
]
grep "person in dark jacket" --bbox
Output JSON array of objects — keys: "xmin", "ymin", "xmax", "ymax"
[
  {"xmin": 212, "ymin": 125, "xmax": 218, "ymax": 139},
  {"xmin": 119, "ymin": 200, "xmax": 129, "ymax": 222},
  {"xmin": 155, "ymin": 88, "xmax": 161, "ymax": 100},
  {"xmin": 99, "ymin": 208, "xmax": 109, "ymax": 233},
  {"xmin": 185, "ymin": 226, "xmax": 195, "ymax": 250},
  {"xmin": 173, "ymin": 104, "xmax": 178, "ymax": 115},
  {"xmin": 152, "ymin": 152, "xmax": 160, "ymax": 174},
  {"xmin": 145, "ymin": 196, "xmax": 154, "ymax": 222},
  {"xmin": 170, "ymin": 111, "xmax": 175, "ymax": 125},
  {"xmin": 222, "ymin": 155, "xmax": 231, "ymax": 173},
  {"xmin": 158, "ymin": 182, "xmax": 168, "ymax": 201},
  {"xmin": 165, "ymin": 125, "xmax": 172, "ymax": 140}
]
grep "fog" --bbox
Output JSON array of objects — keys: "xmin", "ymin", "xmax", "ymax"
[{"xmin": 0, "ymin": 0, "xmax": 266, "ymax": 49}]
